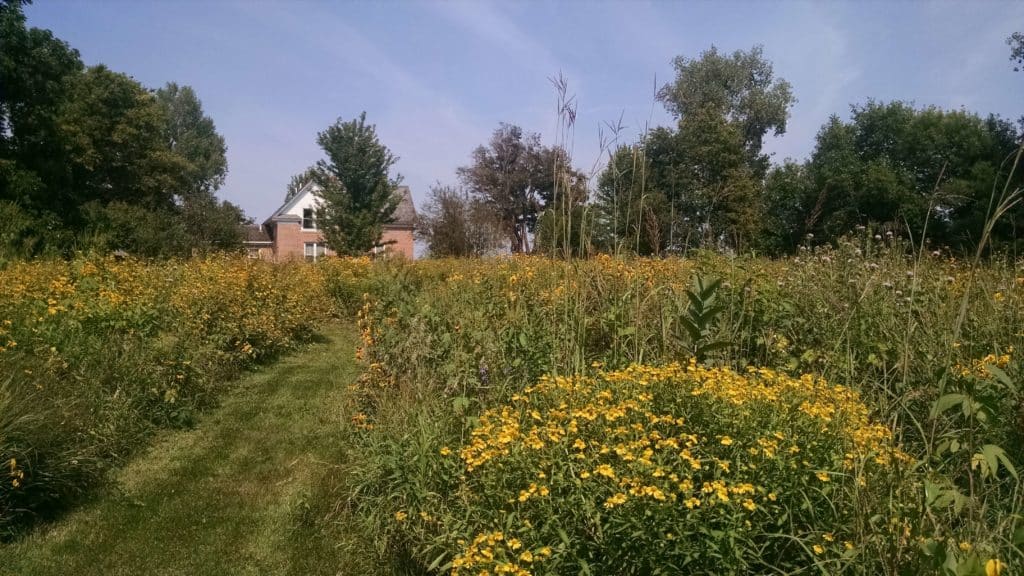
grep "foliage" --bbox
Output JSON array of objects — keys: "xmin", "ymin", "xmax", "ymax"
[
  {"xmin": 313, "ymin": 112, "xmax": 402, "ymax": 256},
  {"xmin": 0, "ymin": 255, "xmax": 337, "ymax": 537},
  {"xmin": 457, "ymin": 124, "xmax": 582, "ymax": 253},
  {"xmin": 657, "ymin": 44, "xmax": 795, "ymax": 178},
  {"xmin": 0, "ymin": 4, "xmax": 241, "ymax": 257},
  {"xmin": 442, "ymin": 364, "xmax": 913, "ymax": 575},
  {"xmin": 336, "ymin": 249, "xmax": 1023, "ymax": 574},
  {"xmin": 594, "ymin": 112, "xmax": 764, "ymax": 255},
  {"xmin": 154, "ymin": 82, "xmax": 227, "ymax": 197},
  {"xmin": 593, "ymin": 144, "xmax": 660, "ymax": 255},
  {"xmin": 416, "ymin": 185, "xmax": 505, "ymax": 257},
  {"xmin": 763, "ymin": 102, "xmax": 1023, "ymax": 254}
]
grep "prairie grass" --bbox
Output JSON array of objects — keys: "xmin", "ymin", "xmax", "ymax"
[{"xmin": 338, "ymin": 241, "xmax": 1023, "ymax": 575}]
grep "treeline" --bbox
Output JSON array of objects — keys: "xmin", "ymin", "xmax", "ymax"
[
  {"xmin": 420, "ymin": 45, "xmax": 1024, "ymax": 258},
  {"xmin": 0, "ymin": 0, "xmax": 245, "ymax": 260}
]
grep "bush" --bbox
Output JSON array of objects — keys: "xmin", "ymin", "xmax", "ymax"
[{"xmin": 386, "ymin": 363, "xmax": 916, "ymax": 575}]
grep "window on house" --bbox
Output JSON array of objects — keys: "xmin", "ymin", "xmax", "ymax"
[
  {"xmin": 302, "ymin": 208, "xmax": 316, "ymax": 230},
  {"xmin": 304, "ymin": 242, "xmax": 326, "ymax": 262}
]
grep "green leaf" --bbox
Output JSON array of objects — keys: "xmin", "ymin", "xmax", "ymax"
[
  {"xmin": 984, "ymin": 364, "xmax": 1014, "ymax": 389},
  {"xmin": 427, "ymin": 551, "xmax": 448, "ymax": 571},
  {"xmin": 677, "ymin": 317, "xmax": 702, "ymax": 342},
  {"xmin": 984, "ymin": 443, "xmax": 1018, "ymax": 480},
  {"xmin": 931, "ymin": 393, "xmax": 968, "ymax": 417}
]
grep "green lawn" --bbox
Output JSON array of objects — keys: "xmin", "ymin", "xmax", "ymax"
[{"xmin": 2, "ymin": 323, "xmax": 374, "ymax": 576}]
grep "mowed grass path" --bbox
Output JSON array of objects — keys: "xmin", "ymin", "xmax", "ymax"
[{"xmin": 3, "ymin": 323, "xmax": 372, "ymax": 576}]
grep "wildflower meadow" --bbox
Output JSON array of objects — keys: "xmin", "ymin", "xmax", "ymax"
[{"xmin": 2, "ymin": 241, "xmax": 1022, "ymax": 575}]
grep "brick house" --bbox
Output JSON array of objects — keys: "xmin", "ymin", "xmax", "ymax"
[{"xmin": 244, "ymin": 183, "xmax": 416, "ymax": 261}]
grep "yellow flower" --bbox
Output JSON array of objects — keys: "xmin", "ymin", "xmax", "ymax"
[
  {"xmin": 519, "ymin": 551, "xmax": 533, "ymax": 563},
  {"xmin": 603, "ymin": 492, "xmax": 628, "ymax": 508},
  {"xmin": 812, "ymin": 544, "xmax": 824, "ymax": 555},
  {"xmin": 986, "ymin": 559, "xmax": 1004, "ymax": 576},
  {"xmin": 439, "ymin": 447, "xmax": 452, "ymax": 456},
  {"xmin": 394, "ymin": 511, "xmax": 407, "ymax": 522},
  {"xmin": 741, "ymin": 499, "xmax": 756, "ymax": 511},
  {"xmin": 815, "ymin": 471, "xmax": 830, "ymax": 482},
  {"xmin": 720, "ymin": 436, "xmax": 734, "ymax": 446}
]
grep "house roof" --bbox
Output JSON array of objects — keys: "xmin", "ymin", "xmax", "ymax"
[
  {"xmin": 388, "ymin": 186, "xmax": 416, "ymax": 228},
  {"xmin": 264, "ymin": 182, "xmax": 416, "ymax": 229},
  {"xmin": 242, "ymin": 224, "xmax": 272, "ymax": 244}
]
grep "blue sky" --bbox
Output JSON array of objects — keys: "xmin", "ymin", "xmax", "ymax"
[{"xmin": 25, "ymin": 0, "xmax": 1024, "ymax": 221}]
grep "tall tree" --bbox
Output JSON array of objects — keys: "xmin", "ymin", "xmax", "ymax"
[
  {"xmin": 657, "ymin": 45, "xmax": 794, "ymax": 177},
  {"xmin": 0, "ymin": 2, "xmax": 243, "ymax": 257},
  {"xmin": 0, "ymin": 0, "xmax": 83, "ymax": 219},
  {"xmin": 313, "ymin": 112, "xmax": 401, "ymax": 256},
  {"xmin": 457, "ymin": 123, "xmax": 579, "ymax": 253},
  {"xmin": 154, "ymin": 82, "xmax": 243, "ymax": 252},
  {"xmin": 155, "ymin": 82, "xmax": 227, "ymax": 197},
  {"xmin": 59, "ymin": 65, "xmax": 186, "ymax": 215}
]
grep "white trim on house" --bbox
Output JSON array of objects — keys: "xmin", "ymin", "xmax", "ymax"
[
  {"xmin": 270, "ymin": 181, "xmax": 318, "ymax": 220},
  {"xmin": 303, "ymin": 241, "xmax": 326, "ymax": 262}
]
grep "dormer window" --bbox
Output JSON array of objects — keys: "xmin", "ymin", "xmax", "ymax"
[{"xmin": 302, "ymin": 208, "xmax": 316, "ymax": 230}]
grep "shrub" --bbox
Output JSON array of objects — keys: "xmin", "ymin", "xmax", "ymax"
[{"xmin": 415, "ymin": 363, "xmax": 917, "ymax": 575}]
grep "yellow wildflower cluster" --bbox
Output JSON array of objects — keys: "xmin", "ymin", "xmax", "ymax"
[
  {"xmin": 954, "ymin": 350, "xmax": 1013, "ymax": 379},
  {"xmin": 450, "ymin": 530, "xmax": 552, "ymax": 576},
  {"xmin": 449, "ymin": 360, "xmax": 908, "ymax": 571}
]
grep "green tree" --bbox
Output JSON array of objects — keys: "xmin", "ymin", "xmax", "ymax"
[
  {"xmin": 658, "ymin": 45, "xmax": 794, "ymax": 177},
  {"xmin": 313, "ymin": 112, "xmax": 401, "ymax": 256},
  {"xmin": 781, "ymin": 102, "xmax": 1023, "ymax": 252},
  {"xmin": 155, "ymin": 82, "xmax": 227, "ymax": 196},
  {"xmin": 59, "ymin": 65, "xmax": 186, "ymax": 218},
  {"xmin": 761, "ymin": 161, "xmax": 813, "ymax": 254},
  {"xmin": 416, "ymin": 185, "xmax": 503, "ymax": 257},
  {"xmin": 458, "ymin": 123, "xmax": 579, "ymax": 253},
  {"xmin": 0, "ymin": 0, "xmax": 83, "ymax": 236},
  {"xmin": 0, "ymin": 2, "xmax": 243, "ymax": 257},
  {"xmin": 155, "ymin": 82, "xmax": 243, "ymax": 253},
  {"xmin": 595, "ymin": 145, "xmax": 646, "ymax": 253}
]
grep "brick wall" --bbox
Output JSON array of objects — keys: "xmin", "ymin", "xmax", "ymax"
[
  {"xmin": 380, "ymin": 227, "xmax": 414, "ymax": 259},
  {"xmin": 270, "ymin": 221, "xmax": 413, "ymax": 260},
  {"xmin": 271, "ymin": 222, "xmax": 334, "ymax": 261}
]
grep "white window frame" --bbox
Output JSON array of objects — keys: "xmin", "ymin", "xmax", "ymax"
[
  {"xmin": 301, "ymin": 208, "xmax": 317, "ymax": 230},
  {"xmin": 304, "ymin": 242, "xmax": 326, "ymax": 262}
]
